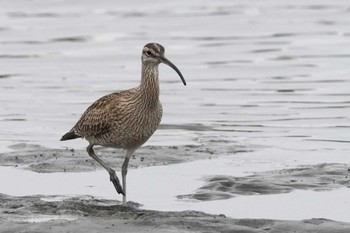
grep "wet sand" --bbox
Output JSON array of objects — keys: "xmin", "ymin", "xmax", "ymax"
[
  {"xmin": 0, "ymin": 138, "xmax": 247, "ymax": 173},
  {"xmin": 1, "ymin": 145, "xmax": 350, "ymax": 232},
  {"xmin": 181, "ymin": 163, "xmax": 350, "ymax": 201},
  {"xmin": 2, "ymin": 194, "xmax": 350, "ymax": 233}
]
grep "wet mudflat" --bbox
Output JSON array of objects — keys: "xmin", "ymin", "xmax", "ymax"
[
  {"xmin": 180, "ymin": 163, "xmax": 350, "ymax": 201},
  {"xmin": 2, "ymin": 194, "xmax": 350, "ymax": 233},
  {"xmin": 1, "ymin": 0, "xmax": 350, "ymax": 232},
  {"xmin": 1, "ymin": 145, "xmax": 350, "ymax": 232}
]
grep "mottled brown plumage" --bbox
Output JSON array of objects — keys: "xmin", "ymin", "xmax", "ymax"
[{"xmin": 61, "ymin": 43, "xmax": 186, "ymax": 204}]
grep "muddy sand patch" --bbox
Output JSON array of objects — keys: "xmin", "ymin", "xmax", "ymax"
[
  {"xmin": 1, "ymin": 194, "xmax": 350, "ymax": 233},
  {"xmin": 0, "ymin": 140, "xmax": 250, "ymax": 173},
  {"xmin": 2, "ymin": 144, "xmax": 350, "ymax": 232},
  {"xmin": 179, "ymin": 163, "xmax": 350, "ymax": 201}
]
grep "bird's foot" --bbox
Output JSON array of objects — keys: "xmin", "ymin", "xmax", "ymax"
[{"xmin": 109, "ymin": 171, "xmax": 125, "ymax": 195}]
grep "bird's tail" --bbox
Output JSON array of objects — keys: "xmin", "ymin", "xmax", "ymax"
[{"xmin": 60, "ymin": 130, "xmax": 81, "ymax": 141}]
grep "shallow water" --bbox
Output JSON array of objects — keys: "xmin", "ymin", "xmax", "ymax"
[
  {"xmin": 1, "ymin": 158, "xmax": 350, "ymax": 222},
  {"xmin": 1, "ymin": 0, "xmax": 350, "ymax": 221}
]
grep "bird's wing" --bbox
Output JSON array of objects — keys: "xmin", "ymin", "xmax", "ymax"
[{"xmin": 73, "ymin": 92, "xmax": 123, "ymax": 138}]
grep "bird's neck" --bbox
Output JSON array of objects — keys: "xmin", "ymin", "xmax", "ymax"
[{"xmin": 139, "ymin": 63, "xmax": 160, "ymax": 106}]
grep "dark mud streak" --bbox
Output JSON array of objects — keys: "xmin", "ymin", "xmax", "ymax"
[
  {"xmin": 1, "ymin": 40, "xmax": 47, "ymax": 45},
  {"xmin": 50, "ymin": 36, "xmax": 90, "ymax": 43},
  {"xmin": 0, "ymin": 74, "xmax": 17, "ymax": 79},
  {"xmin": 0, "ymin": 54, "xmax": 41, "ymax": 59},
  {"xmin": 304, "ymin": 139, "xmax": 350, "ymax": 144},
  {"xmin": 6, "ymin": 12, "xmax": 79, "ymax": 18},
  {"xmin": 181, "ymin": 163, "xmax": 350, "ymax": 201}
]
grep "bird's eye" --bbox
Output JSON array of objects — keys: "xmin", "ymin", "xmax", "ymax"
[{"xmin": 145, "ymin": 50, "xmax": 152, "ymax": 56}]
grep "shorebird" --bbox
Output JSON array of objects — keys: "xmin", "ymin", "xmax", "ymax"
[{"xmin": 61, "ymin": 43, "xmax": 186, "ymax": 204}]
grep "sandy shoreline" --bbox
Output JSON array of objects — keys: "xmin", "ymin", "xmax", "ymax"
[{"xmin": 1, "ymin": 144, "xmax": 350, "ymax": 232}]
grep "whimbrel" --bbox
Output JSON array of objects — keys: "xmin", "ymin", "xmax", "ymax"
[{"xmin": 61, "ymin": 43, "xmax": 186, "ymax": 204}]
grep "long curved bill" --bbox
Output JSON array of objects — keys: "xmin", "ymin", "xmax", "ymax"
[{"xmin": 159, "ymin": 56, "xmax": 186, "ymax": 86}]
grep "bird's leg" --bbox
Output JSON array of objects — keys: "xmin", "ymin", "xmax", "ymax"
[
  {"xmin": 86, "ymin": 144, "xmax": 125, "ymax": 195},
  {"xmin": 121, "ymin": 157, "xmax": 130, "ymax": 205},
  {"xmin": 122, "ymin": 148, "xmax": 136, "ymax": 205}
]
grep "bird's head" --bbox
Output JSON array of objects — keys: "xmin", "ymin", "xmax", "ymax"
[{"xmin": 142, "ymin": 43, "xmax": 186, "ymax": 86}]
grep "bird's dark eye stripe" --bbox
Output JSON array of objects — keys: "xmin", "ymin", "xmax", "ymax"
[{"xmin": 145, "ymin": 50, "xmax": 152, "ymax": 56}]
